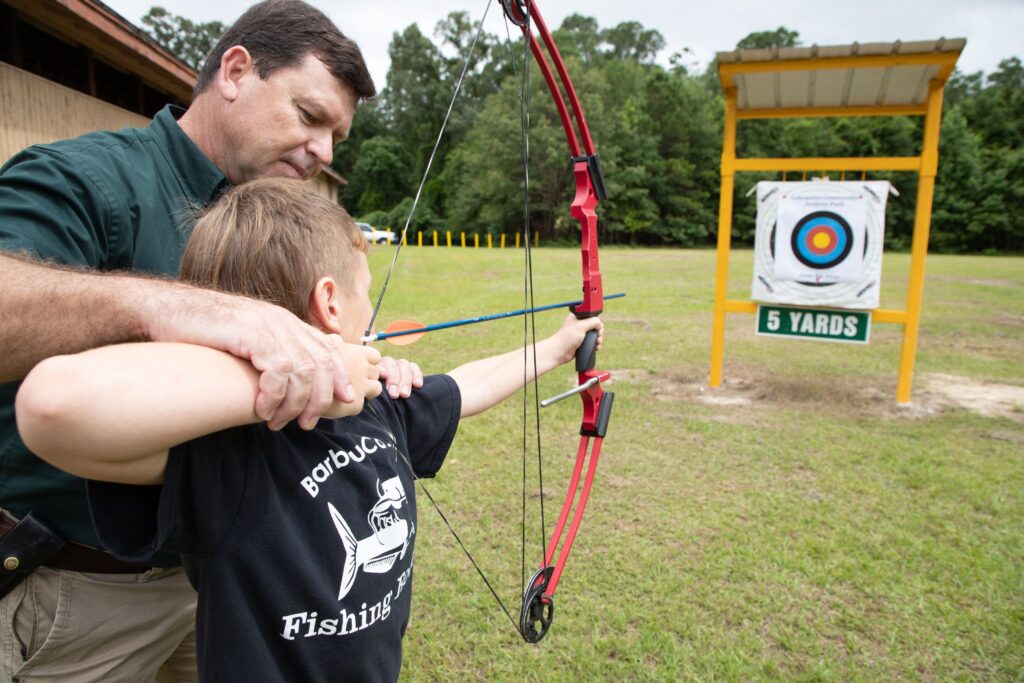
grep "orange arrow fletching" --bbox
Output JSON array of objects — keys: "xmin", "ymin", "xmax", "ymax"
[{"xmin": 379, "ymin": 320, "xmax": 426, "ymax": 346}]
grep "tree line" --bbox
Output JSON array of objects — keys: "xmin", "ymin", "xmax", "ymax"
[{"xmin": 143, "ymin": 8, "xmax": 1023, "ymax": 253}]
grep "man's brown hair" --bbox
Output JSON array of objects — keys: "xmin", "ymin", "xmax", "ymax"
[
  {"xmin": 194, "ymin": 0, "xmax": 376, "ymax": 100},
  {"xmin": 181, "ymin": 178, "xmax": 367, "ymax": 320}
]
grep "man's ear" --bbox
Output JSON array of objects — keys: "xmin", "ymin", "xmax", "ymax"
[
  {"xmin": 216, "ymin": 46, "xmax": 255, "ymax": 102},
  {"xmin": 309, "ymin": 277, "xmax": 343, "ymax": 334}
]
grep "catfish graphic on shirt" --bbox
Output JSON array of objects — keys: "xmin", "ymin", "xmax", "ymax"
[{"xmin": 329, "ymin": 476, "xmax": 414, "ymax": 601}]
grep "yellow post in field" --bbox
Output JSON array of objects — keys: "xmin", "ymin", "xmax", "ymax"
[
  {"xmin": 897, "ymin": 80, "xmax": 945, "ymax": 403},
  {"xmin": 446, "ymin": 231, "xmax": 452, "ymax": 248},
  {"xmin": 417, "ymin": 231, "xmax": 422, "ymax": 247},
  {"xmin": 432, "ymin": 230, "xmax": 438, "ymax": 247},
  {"xmin": 500, "ymin": 234, "xmax": 506, "ymax": 248},
  {"xmin": 474, "ymin": 234, "xmax": 479, "ymax": 248},
  {"xmin": 709, "ymin": 87, "xmax": 737, "ymax": 390}
]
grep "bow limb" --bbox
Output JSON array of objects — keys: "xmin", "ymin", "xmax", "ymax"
[{"xmin": 503, "ymin": 0, "xmax": 615, "ymax": 643}]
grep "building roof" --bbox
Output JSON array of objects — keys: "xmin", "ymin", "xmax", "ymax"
[
  {"xmin": 5, "ymin": 0, "xmax": 196, "ymax": 102},
  {"xmin": 716, "ymin": 39, "xmax": 965, "ymax": 116}
]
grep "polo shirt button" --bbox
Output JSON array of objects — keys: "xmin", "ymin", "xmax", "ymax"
[{"xmin": 3, "ymin": 556, "xmax": 18, "ymax": 571}]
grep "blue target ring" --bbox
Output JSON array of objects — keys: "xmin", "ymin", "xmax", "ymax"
[{"xmin": 791, "ymin": 211, "xmax": 853, "ymax": 269}]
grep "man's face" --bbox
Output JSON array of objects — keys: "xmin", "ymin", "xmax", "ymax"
[
  {"xmin": 337, "ymin": 253, "xmax": 373, "ymax": 343},
  {"xmin": 223, "ymin": 53, "xmax": 358, "ymax": 184}
]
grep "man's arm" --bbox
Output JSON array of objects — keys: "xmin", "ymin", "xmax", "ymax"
[
  {"xmin": 15, "ymin": 340, "xmax": 382, "ymax": 485},
  {"xmin": 446, "ymin": 314, "xmax": 603, "ymax": 417},
  {"xmin": 0, "ymin": 252, "xmax": 358, "ymax": 430}
]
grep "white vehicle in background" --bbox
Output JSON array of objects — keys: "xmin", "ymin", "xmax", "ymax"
[{"xmin": 357, "ymin": 222, "xmax": 398, "ymax": 245}]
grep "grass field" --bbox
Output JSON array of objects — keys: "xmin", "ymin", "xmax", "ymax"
[{"xmin": 366, "ymin": 245, "xmax": 1023, "ymax": 682}]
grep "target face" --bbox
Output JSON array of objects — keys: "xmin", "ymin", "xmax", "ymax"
[
  {"xmin": 790, "ymin": 211, "xmax": 853, "ymax": 269},
  {"xmin": 752, "ymin": 181, "xmax": 890, "ymax": 310}
]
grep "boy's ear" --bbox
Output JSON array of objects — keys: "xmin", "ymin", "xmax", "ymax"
[{"xmin": 309, "ymin": 277, "xmax": 343, "ymax": 334}]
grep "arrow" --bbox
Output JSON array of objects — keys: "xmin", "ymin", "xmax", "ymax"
[{"xmin": 361, "ymin": 293, "xmax": 625, "ymax": 345}]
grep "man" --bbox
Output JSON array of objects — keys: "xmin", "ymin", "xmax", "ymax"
[{"xmin": 0, "ymin": 1, "xmax": 418, "ymax": 680}]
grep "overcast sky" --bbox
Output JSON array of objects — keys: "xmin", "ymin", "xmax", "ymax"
[{"xmin": 106, "ymin": 0, "xmax": 1023, "ymax": 89}]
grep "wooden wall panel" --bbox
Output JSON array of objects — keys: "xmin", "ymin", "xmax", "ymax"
[{"xmin": 1, "ymin": 61, "xmax": 147, "ymax": 163}]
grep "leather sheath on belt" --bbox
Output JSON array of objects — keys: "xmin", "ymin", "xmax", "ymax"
[{"xmin": 0, "ymin": 512, "xmax": 66, "ymax": 599}]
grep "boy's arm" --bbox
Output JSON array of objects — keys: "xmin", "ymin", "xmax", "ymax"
[
  {"xmin": 16, "ymin": 341, "xmax": 381, "ymax": 485},
  {"xmin": 446, "ymin": 315, "xmax": 603, "ymax": 417}
]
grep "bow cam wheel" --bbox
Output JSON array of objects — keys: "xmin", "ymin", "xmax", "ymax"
[{"xmin": 519, "ymin": 566, "xmax": 554, "ymax": 643}]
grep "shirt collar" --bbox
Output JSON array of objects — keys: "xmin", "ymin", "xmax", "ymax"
[{"xmin": 149, "ymin": 105, "xmax": 228, "ymax": 204}]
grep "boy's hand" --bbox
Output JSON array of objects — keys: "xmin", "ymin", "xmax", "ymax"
[
  {"xmin": 327, "ymin": 339, "xmax": 383, "ymax": 416},
  {"xmin": 378, "ymin": 356, "xmax": 425, "ymax": 399},
  {"xmin": 553, "ymin": 314, "xmax": 604, "ymax": 365}
]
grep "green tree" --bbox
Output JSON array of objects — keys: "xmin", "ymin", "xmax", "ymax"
[
  {"xmin": 345, "ymin": 137, "xmax": 413, "ymax": 215},
  {"xmin": 600, "ymin": 21, "xmax": 665, "ymax": 64},
  {"xmin": 140, "ymin": 6, "xmax": 226, "ymax": 70},
  {"xmin": 736, "ymin": 27, "xmax": 801, "ymax": 50}
]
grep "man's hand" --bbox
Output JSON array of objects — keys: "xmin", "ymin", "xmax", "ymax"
[
  {"xmin": 378, "ymin": 356, "xmax": 424, "ymax": 399},
  {"xmin": 148, "ymin": 285, "xmax": 356, "ymax": 431}
]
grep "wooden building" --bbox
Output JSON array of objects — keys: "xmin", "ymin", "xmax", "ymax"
[{"xmin": 0, "ymin": 0, "xmax": 344, "ymax": 200}]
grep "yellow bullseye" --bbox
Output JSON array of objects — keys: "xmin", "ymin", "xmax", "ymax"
[{"xmin": 812, "ymin": 232, "xmax": 833, "ymax": 249}]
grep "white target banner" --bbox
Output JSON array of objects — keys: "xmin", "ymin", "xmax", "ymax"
[{"xmin": 751, "ymin": 181, "xmax": 890, "ymax": 309}]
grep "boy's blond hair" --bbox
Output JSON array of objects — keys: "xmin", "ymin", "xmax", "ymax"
[{"xmin": 182, "ymin": 178, "xmax": 367, "ymax": 319}]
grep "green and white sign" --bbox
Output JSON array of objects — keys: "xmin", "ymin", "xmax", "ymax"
[{"xmin": 756, "ymin": 305, "xmax": 870, "ymax": 344}]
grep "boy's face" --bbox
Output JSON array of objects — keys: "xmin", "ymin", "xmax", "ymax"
[{"xmin": 337, "ymin": 253, "xmax": 373, "ymax": 343}]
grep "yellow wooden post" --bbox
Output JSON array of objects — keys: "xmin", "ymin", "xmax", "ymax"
[
  {"xmin": 401, "ymin": 230, "xmax": 407, "ymax": 246},
  {"xmin": 460, "ymin": 232, "xmax": 466, "ymax": 248},
  {"xmin": 897, "ymin": 81, "xmax": 945, "ymax": 403},
  {"xmin": 433, "ymin": 230, "xmax": 438, "ymax": 247},
  {"xmin": 534, "ymin": 232, "xmax": 539, "ymax": 247},
  {"xmin": 500, "ymin": 234, "xmax": 506, "ymax": 248},
  {"xmin": 515, "ymin": 232, "xmax": 520, "ymax": 249},
  {"xmin": 446, "ymin": 231, "xmax": 452, "ymax": 247},
  {"xmin": 417, "ymin": 231, "xmax": 422, "ymax": 247},
  {"xmin": 487, "ymin": 234, "xmax": 492, "ymax": 249},
  {"xmin": 710, "ymin": 88, "xmax": 738, "ymax": 388},
  {"xmin": 474, "ymin": 233, "xmax": 479, "ymax": 248}
]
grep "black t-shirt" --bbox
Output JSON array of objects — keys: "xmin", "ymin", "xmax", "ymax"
[{"xmin": 88, "ymin": 375, "xmax": 461, "ymax": 683}]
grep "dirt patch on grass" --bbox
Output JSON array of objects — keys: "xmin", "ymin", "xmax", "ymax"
[
  {"xmin": 614, "ymin": 366, "xmax": 1024, "ymax": 423},
  {"xmin": 924, "ymin": 373, "xmax": 1024, "ymax": 422}
]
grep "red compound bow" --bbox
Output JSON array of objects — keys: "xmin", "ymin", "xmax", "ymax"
[
  {"xmin": 367, "ymin": 0, "xmax": 614, "ymax": 644},
  {"xmin": 500, "ymin": 0, "xmax": 614, "ymax": 642}
]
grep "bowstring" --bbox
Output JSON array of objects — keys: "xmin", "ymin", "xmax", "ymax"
[
  {"xmin": 366, "ymin": 404, "xmax": 519, "ymax": 632},
  {"xmin": 507, "ymin": 2, "xmax": 548, "ymax": 600},
  {"xmin": 361, "ymin": 0, "xmax": 547, "ymax": 638},
  {"xmin": 366, "ymin": 0, "xmax": 495, "ymax": 335}
]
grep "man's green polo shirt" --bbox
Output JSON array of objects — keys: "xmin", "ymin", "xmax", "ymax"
[{"xmin": 0, "ymin": 105, "xmax": 227, "ymax": 552}]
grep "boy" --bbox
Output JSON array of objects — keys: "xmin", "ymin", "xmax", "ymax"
[{"xmin": 16, "ymin": 178, "xmax": 602, "ymax": 682}]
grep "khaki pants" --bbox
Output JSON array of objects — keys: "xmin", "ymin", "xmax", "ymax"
[{"xmin": 0, "ymin": 566, "xmax": 196, "ymax": 682}]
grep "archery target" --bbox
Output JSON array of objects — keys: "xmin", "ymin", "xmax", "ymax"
[
  {"xmin": 751, "ymin": 181, "xmax": 890, "ymax": 309},
  {"xmin": 791, "ymin": 211, "xmax": 853, "ymax": 269}
]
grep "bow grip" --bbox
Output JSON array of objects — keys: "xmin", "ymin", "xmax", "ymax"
[{"xmin": 575, "ymin": 330, "xmax": 597, "ymax": 373}]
